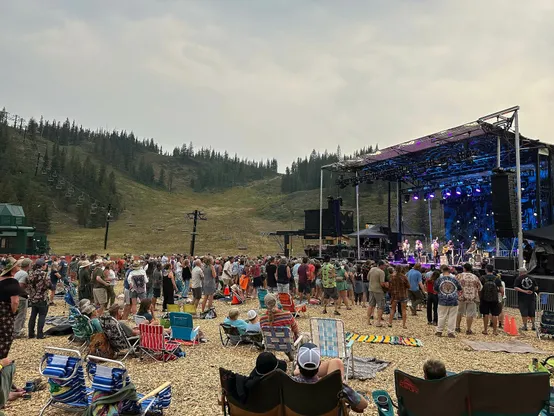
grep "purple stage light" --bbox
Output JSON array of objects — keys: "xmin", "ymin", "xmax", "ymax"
[
  {"xmin": 413, "ymin": 194, "xmax": 419, "ymax": 200},
  {"xmin": 455, "ymin": 187, "xmax": 462, "ymax": 195},
  {"xmin": 429, "ymin": 192, "xmax": 435, "ymax": 199}
]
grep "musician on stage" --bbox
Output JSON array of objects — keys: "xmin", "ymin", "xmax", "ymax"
[
  {"xmin": 415, "ymin": 240, "xmax": 423, "ymax": 262},
  {"xmin": 402, "ymin": 239, "xmax": 410, "ymax": 261},
  {"xmin": 432, "ymin": 238, "xmax": 440, "ymax": 264},
  {"xmin": 444, "ymin": 240, "xmax": 454, "ymax": 265},
  {"xmin": 466, "ymin": 239, "xmax": 477, "ymax": 258}
]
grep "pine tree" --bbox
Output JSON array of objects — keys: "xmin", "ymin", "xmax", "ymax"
[{"xmin": 158, "ymin": 168, "xmax": 166, "ymax": 188}]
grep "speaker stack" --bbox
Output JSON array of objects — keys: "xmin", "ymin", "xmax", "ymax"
[{"xmin": 491, "ymin": 170, "xmax": 518, "ymax": 238}]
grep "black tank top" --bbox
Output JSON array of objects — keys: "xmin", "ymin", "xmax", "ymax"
[{"xmin": 277, "ymin": 264, "xmax": 289, "ymax": 284}]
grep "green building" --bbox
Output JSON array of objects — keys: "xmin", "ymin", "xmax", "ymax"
[{"xmin": 0, "ymin": 203, "xmax": 49, "ymax": 254}]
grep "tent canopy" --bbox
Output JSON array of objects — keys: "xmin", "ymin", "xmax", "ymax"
[
  {"xmin": 349, "ymin": 223, "xmax": 425, "ymax": 239},
  {"xmin": 523, "ymin": 225, "xmax": 554, "ymax": 245},
  {"xmin": 348, "ymin": 227, "xmax": 388, "ymax": 239}
]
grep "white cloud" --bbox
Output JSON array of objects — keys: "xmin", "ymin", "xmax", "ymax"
[{"xmin": 1, "ymin": 0, "xmax": 553, "ymax": 171}]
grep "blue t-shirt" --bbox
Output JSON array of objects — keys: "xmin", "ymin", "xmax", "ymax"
[
  {"xmin": 407, "ymin": 269, "xmax": 422, "ymax": 291},
  {"xmin": 223, "ymin": 317, "xmax": 248, "ymax": 335},
  {"xmin": 138, "ymin": 312, "xmax": 153, "ymax": 322},
  {"xmin": 124, "ymin": 269, "xmax": 131, "ymax": 290},
  {"xmin": 246, "ymin": 322, "xmax": 261, "ymax": 333},
  {"xmin": 434, "ymin": 275, "xmax": 462, "ymax": 306}
]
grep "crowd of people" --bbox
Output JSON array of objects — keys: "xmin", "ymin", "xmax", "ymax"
[{"xmin": 0, "ymin": 251, "xmax": 541, "ymax": 414}]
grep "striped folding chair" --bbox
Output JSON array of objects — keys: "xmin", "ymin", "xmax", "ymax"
[
  {"xmin": 39, "ymin": 347, "xmax": 88, "ymax": 416},
  {"xmin": 262, "ymin": 326, "xmax": 304, "ymax": 363},
  {"xmin": 138, "ymin": 323, "xmax": 181, "ymax": 362},
  {"xmin": 278, "ymin": 293, "xmax": 307, "ymax": 318},
  {"xmin": 87, "ymin": 355, "xmax": 172, "ymax": 415},
  {"xmin": 310, "ymin": 318, "xmax": 354, "ymax": 380}
]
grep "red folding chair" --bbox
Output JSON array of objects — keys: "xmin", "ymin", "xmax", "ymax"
[
  {"xmin": 278, "ymin": 293, "xmax": 307, "ymax": 318},
  {"xmin": 138, "ymin": 323, "xmax": 181, "ymax": 362}
]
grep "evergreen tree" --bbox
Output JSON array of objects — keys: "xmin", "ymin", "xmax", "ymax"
[{"xmin": 158, "ymin": 168, "xmax": 166, "ymax": 188}]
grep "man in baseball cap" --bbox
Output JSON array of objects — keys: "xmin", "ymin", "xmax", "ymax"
[{"xmin": 292, "ymin": 343, "xmax": 368, "ymax": 413}]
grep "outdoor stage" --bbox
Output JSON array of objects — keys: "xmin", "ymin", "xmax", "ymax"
[{"xmin": 319, "ymin": 106, "xmax": 554, "ymax": 272}]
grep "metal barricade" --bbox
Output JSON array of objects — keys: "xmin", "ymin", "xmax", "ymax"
[
  {"xmin": 538, "ymin": 292, "xmax": 554, "ymax": 312},
  {"xmin": 503, "ymin": 288, "xmax": 519, "ymax": 309}
]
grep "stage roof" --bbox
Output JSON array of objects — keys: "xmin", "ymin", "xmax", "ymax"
[{"xmin": 323, "ymin": 107, "xmax": 551, "ymax": 188}]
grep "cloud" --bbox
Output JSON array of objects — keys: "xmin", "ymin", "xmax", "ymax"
[{"xmin": 1, "ymin": 0, "xmax": 553, "ymax": 171}]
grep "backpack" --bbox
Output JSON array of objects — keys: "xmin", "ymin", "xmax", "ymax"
[
  {"xmin": 200, "ymin": 307, "xmax": 217, "ymax": 320},
  {"xmin": 482, "ymin": 277, "xmax": 499, "ymax": 303},
  {"xmin": 131, "ymin": 272, "xmax": 146, "ymax": 294},
  {"xmin": 89, "ymin": 332, "xmax": 115, "ymax": 359}
]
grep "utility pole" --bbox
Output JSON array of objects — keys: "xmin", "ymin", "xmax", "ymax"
[
  {"xmin": 104, "ymin": 204, "xmax": 112, "ymax": 250},
  {"xmin": 186, "ymin": 210, "xmax": 207, "ymax": 256},
  {"xmin": 34, "ymin": 153, "xmax": 41, "ymax": 176}
]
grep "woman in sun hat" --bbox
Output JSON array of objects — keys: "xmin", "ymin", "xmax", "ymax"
[{"xmin": 0, "ymin": 257, "xmax": 25, "ymax": 358}]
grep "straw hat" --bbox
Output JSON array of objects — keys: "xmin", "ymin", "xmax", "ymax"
[{"xmin": 0, "ymin": 257, "xmax": 20, "ymax": 277}]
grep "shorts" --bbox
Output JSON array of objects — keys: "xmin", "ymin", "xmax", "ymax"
[
  {"xmin": 298, "ymin": 282, "xmax": 311, "ymax": 295},
  {"xmin": 480, "ymin": 301, "xmax": 501, "ymax": 317},
  {"xmin": 390, "ymin": 297, "xmax": 408, "ymax": 303},
  {"xmin": 192, "ymin": 287, "xmax": 202, "ymax": 300},
  {"xmin": 130, "ymin": 290, "xmax": 146, "ymax": 300},
  {"xmin": 457, "ymin": 301, "xmax": 478, "ymax": 318},
  {"xmin": 518, "ymin": 299, "xmax": 536, "ymax": 318},
  {"xmin": 93, "ymin": 288, "xmax": 108, "ymax": 306},
  {"xmin": 124, "ymin": 289, "xmax": 131, "ymax": 305},
  {"xmin": 336, "ymin": 280, "xmax": 348, "ymax": 292},
  {"xmin": 323, "ymin": 287, "xmax": 338, "ymax": 300},
  {"xmin": 153, "ymin": 288, "xmax": 161, "ymax": 298},
  {"xmin": 267, "ymin": 286, "xmax": 277, "ymax": 293},
  {"xmin": 253, "ymin": 276, "xmax": 263, "ymax": 288},
  {"xmin": 50, "ymin": 276, "xmax": 59, "ymax": 289},
  {"xmin": 368, "ymin": 292, "xmax": 385, "ymax": 309}
]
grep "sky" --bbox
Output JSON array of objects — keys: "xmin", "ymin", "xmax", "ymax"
[{"xmin": 1, "ymin": 0, "xmax": 553, "ymax": 172}]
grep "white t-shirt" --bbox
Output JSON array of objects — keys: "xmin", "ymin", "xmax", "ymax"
[
  {"xmin": 14, "ymin": 269, "xmax": 29, "ymax": 285},
  {"xmin": 175, "ymin": 262, "xmax": 182, "ymax": 274},
  {"xmin": 191, "ymin": 266, "xmax": 204, "ymax": 289},
  {"xmin": 223, "ymin": 261, "xmax": 233, "ymax": 279}
]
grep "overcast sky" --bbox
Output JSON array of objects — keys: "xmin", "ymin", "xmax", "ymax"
[{"xmin": 1, "ymin": 1, "xmax": 553, "ymax": 171}]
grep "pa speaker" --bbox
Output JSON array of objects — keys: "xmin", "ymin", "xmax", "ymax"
[
  {"xmin": 493, "ymin": 256, "xmax": 516, "ymax": 271},
  {"xmin": 491, "ymin": 172, "xmax": 518, "ymax": 238}
]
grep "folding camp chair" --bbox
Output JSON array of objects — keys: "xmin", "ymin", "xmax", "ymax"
[
  {"xmin": 219, "ymin": 323, "xmax": 243, "ymax": 347},
  {"xmin": 70, "ymin": 314, "xmax": 94, "ymax": 351},
  {"xmin": 537, "ymin": 310, "xmax": 554, "ymax": 340},
  {"xmin": 278, "ymin": 292, "xmax": 307, "ymax": 318},
  {"xmin": 138, "ymin": 323, "xmax": 181, "ymax": 362},
  {"xmin": 257, "ymin": 288, "xmax": 268, "ymax": 309},
  {"xmin": 39, "ymin": 347, "xmax": 88, "ymax": 416},
  {"xmin": 262, "ymin": 326, "xmax": 303, "ymax": 362},
  {"xmin": 169, "ymin": 312, "xmax": 199, "ymax": 342},
  {"xmin": 373, "ymin": 369, "xmax": 551, "ymax": 416},
  {"xmin": 87, "ymin": 355, "xmax": 172, "ymax": 415},
  {"xmin": 310, "ymin": 317, "xmax": 354, "ymax": 380},
  {"xmin": 166, "ymin": 304, "xmax": 180, "ymax": 313},
  {"xmin": 99, "ymin": 316, "xmax": 139, "ymax": 360}
]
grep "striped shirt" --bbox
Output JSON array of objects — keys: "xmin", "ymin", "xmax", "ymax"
[{"xmin": 260, "ymin": 310, "xmax": 299, "ymax": 339}]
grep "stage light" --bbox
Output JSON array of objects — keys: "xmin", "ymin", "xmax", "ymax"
[
  {"xmin": 428, "ymin": 191, "xmax": 435, "ymax": 199},
  {"xmin": 475, "ymin": 184, "xmax": 481, "ymax": 193},
  {"xmin": 404, "ymin": 195, "xmax": 410, "ymax": 204},
  {"xmin": 445, "ymin": 189, "xmax": 451, "ymax": 196},
  {"xmin": 466, "ymin": 186, "xmax": 472, "ymax": 196},
  {"xmin": 455, "ymin": 187, "xmax": 462, "ymax": 195},
  {"xmin": 533, "ymin": 212, "xmax": 537, "ymax": 216},
  {"xmin": 413, "ymin": 193, "xmax": 420, "ymax": 201}
]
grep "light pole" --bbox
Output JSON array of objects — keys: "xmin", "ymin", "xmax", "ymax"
[{"xmin": 104, "ymin": 204, "xmax": 112, "ymax": 250}]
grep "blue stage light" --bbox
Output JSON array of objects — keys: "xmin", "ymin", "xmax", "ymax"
[
  {"xmin": 455, "ymin": 187, "xmax": 462, "ymax": 195},
  {"xmin": 429, "ymin": 191, "xmax": 435, "ymax": 199},
  {"xmin": 413, "ymin": 193, "xmax": 420, "ymax": 201},
  {"xmin": 475, "ymin": 184, "xmax": 481, "ymax": 193}
]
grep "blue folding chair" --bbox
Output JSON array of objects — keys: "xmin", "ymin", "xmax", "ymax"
[
  {"xmin": 169, "ymin": 312, "xmax": 199, "ymax": 342},
  {"xmin": 87, "ymin": 355, "xmax": 172, "ymax": 415},
  {"xmin": 262, "ymin": 326, "xmax": 304, "ymax": 363},
  {"xmin": 258, "ymin": 288, "xmax": 268, "ymax": 309},
  {"xmin": 310, "ymin": 317, "xmax": 354, "ymax": 380},
  {"xmin": 39, "ymin": 347, "xmax": 88, "ymax": 415}
]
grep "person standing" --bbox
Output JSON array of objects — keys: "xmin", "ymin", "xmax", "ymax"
[
  {"xmin": 48, "ymin": 256, "xmax": 61, "ymax": 306},
  {"xmin": 201, "ymin": 256, "xmax": 217, "ymax": 313},
  {"xmin": 297, "ymin": 257, "xmax": 310, "ymax": 303},
  {"xmin": 388, "ymin": 265, "xmax": 410, "ymax": 329},
  {"xmin": 479, "ymin": 264, "xmax": 503, "ymax": 336},
  {"xmin": 27, "ymin": 259, "xmax": 50, "ymax": 339},
  {"xmin": 92, "ymin": 259, "xmax": 109, "ymax": 315},
  {"xmin": 127, "ymin": 260, "xmax": 148, "ymax": 315},
  {"xmin": 514, "ymin": 267, "xmax": 538, "ymax": 331},
  {"xmin": 181, "ymin": 258, "xmax": 192, "ymax": 299},
  {"xmin": 434, "ymin": 265, "xmax": 462, "ymax": 338},
  {"xmin": 276, "ymin": 258, "xmax": 291, "ymax": 294},
  {"xmin": 222, "ymin": 257, "xmax": 233, "ymax": 290},
  {"xmin": 104, "ymin": 261, "xmax": 117, "ymax": 307},
  {"xmin": 455, "ymin": 263, "xmax": 482, "ymax": 335},
  {"xmin": 407, "ymin": 264, "xmax": 425, "ymax": 316},
  {"xmin": 425, "ymin": 270, "xmax": 440, "ymax": 325},
  {"xmin": 367, "ymin": 261, "xmax": 388, "ymax": 326},
  {"xmin": 265, "ymin": 257, "xmax": 278, "ymax": 293},
  {"xmin": 0, "ymin": 257, "xmax": 22, "ymax": 359},
  {"xmin": 335, "ymin": 262, "xmax": 351, "ymax": 310},
  {"xmin": 13, "ymin": 258, "xmax": 31, "ymax": 338},
  {"xmin": 162, "ymin": 263, "xmax": 178, "ymax": 311},
  {"xmin": 151, "ymin": 263, "xmax": 162, "ymax": 312},
  {"xmin": 78, "ymin": 260, "xmax": 92, "ymax": 301},
  {"xmin": 361, "ymin": 261, "xmax": 370, "ymax": 307},
  {"xmin": 321, "ymin": 256, "xmax": 340, "ymax": 316},
  {"xmin": 190, "ymin": 259, "xmax": 204, "ymax": 312}
]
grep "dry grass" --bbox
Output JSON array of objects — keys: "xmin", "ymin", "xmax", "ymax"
[{"xmin": 6, "ymin": 283, "xmax": 552, "ymax": 416}]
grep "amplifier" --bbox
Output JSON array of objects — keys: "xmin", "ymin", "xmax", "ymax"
[{"xmin": 493, "ymin": 257, "xmax": 516, "ymax": 271}]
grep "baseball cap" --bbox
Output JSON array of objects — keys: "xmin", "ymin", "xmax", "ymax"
[
  {"xmin": 246, "ymin": 310, "xmax": 257, "ymax": 321},
  {"xmin": 35, "ymin": 258, "xmax": 46, "ymax": 267},
  {"xmin": 518, "ymin": 267, "xmax": 528, "ymax": 273},
  {"xmin": 297, "ymin": 343, "xmax": 321, "ymax": 370}
]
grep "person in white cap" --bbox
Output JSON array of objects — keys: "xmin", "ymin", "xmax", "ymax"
[
  {"xmin": 292, "ymin": 343, "xmax": 368, "ymax": 413},
  {"xmin": 245, "ymin": 309, "xmax": 261, "ymax": 333},
  {"xmin": 514, "ymin": 267, "xmax": 538, "ymax": 331}
]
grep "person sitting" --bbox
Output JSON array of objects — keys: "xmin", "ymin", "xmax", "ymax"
[
  {"xmin": 231, "ymin": 283, "xmax": 244, "ymax": 305},
  {"xmin": 137, "ymin": 298, "xmax": 157, "ymax": 324},
  {"xmin": 291, "ymin": 343, "xmax": 368, "ymax": 413},
  {"xmin": 260, "ymin": 293, "xmax": 300, "ymax": 340},
  {"xmin": 423, "ymin": 359, "xmax": 447, "ymax": 380},
  {"xmin": 223, "ymin": 308, "xmax": 248, "ymax": 335},
  {"xmin": 245, "ymin": 310, "xmax": 261, "ymax": 332},
  {"xmin": 81, "ymin": 304, "xmax": 103, "ymax": 333},
  {"xmin": 0, "ymin": 357, "xmax": 25, "ymax": 413},
  {"xmin": 108, "ymin": 304, "xmax": 139, "ymax": 337}
]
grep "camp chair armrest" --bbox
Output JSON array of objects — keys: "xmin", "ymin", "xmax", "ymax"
[
  {"xmin": 293, "ymin": 334, "xmax": 304, "ymax": 347},
  {"xmin": 127, "ymin": 336, "xmax": 140, "ymax": 341},
  {"xmin": 346, "ymin": 339, "xmax": 355, "ymax": 350},
  {"xmin": 137, "ymin": 381, "xmax": 172, "ymax": 404}
]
